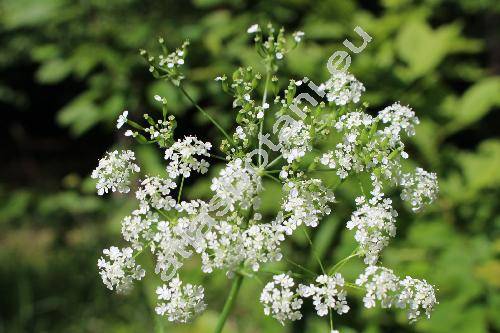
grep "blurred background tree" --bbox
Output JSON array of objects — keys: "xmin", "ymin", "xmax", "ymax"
[{"xmin": 0, "ymin": 0, "xmax": 499, "ymax": 332}]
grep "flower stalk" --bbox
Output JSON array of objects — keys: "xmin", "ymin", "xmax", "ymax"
[{"xmin": 213, "ymin": 274, "xmax": 244, "ymax": 333}]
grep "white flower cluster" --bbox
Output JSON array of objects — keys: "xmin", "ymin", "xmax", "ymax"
[
  {"xmin": 347, "ymin": 191, "xmax": 397, "ymax": 265},
  {"xmin": 298, "ymin": 274, "xmax": 349, "ymax": 316},
  {"xmin": 281, "ymin": 178, "xmax": 335, "ymax": 234},
  {"xmin": 155, "ymin": 276, "xmax": 206, "ymax": 323},
  {"xmin": 135, "ymin": 176, "xmax": 177, "ymax": 212},
  {"xmin": 320, "ymin": 111, "xmax": 373, "ymax": 179},
  {"xmin": 210, "ymin": 158, "xmax": 262, "ymax": 213},
  {"xmin": 400, "ymin": 168, "xmax": 439, "ymax": 212},
  {"xmin": 261, "ymin": 273, "xmax": 349, "ymax": 330},
  {"xmin": 260, "ymin": 274, "xmax": 303, "ymax": 324},
  {"xmin": 278, "ymin": 120, "xmax": 312, "ymax": 163},
  {"xmin": 96, "ymin": 27, "xmax": 440, "ymax": 330},
  {"xmin": 320, "ymin": 71, "xmax": 365, "ymax": 106},
  {"xmin": 157, "ymin": 42, "xmax": 187, "ymax": 69},
  {"xmin": 319, "ymin": 101, "xmax": 420, "ymax": 183},
  {"xmin": 201, "ymin": 215, "xmax": 284, "ymax": 274},
  {"xmin": 356, "ymin": 266, "xmax": 437, "ymax": 322},
  {"xmin": 97, "ymin": 246, "xmax": 145, "ymax": 293},
  {"xmin": 164, "ymin": 136, "xmax": 211, "ymax": 178},
  {"xmin": 91, "ymin": 150, "xmax": 140, "ymax": 195},
  {"xmin": 377, "ymin": 102, "xmax": 419, "ymax": 147}
]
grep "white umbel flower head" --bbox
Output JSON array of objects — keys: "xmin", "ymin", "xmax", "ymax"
[
  {"xmin": 347, "ymin": 192, "xmax": 397, "ymax": 265},
  {"xmin": 298, "ymin": 274, "xmax": 350, "ymax": 316},
  {"xmin": 376, "ymin": 102, "xmax": 419, "ymax": 147},
  {"xmin": 322, "ymin": 71, "xmax": 365, "ymax": 106},
  {"xmin": 210, "ymin": 158, "xmax": 262, "ymax": 213},
  {"xmin": 356, "ymin": 266, "xmax": 437, "ymax": 322},
  {"xmin": 164, "ymin": 136, "xmax": 211, "ymax": 178},
  {"xmin": 135, "ymin": 176, "xmax": 177, "ymax": 213},
  {"xmin": 281, "ymin": 178, "xmax": 335, "ymax": 234},
  {"xmin": 278, "ymin": 120, "xmax": 312, "ymax": 163},
  {"xmin": 155, "ymin": 276, "xmax": 206, "ymax": 323},
  {"xmin": 97, "ymin": 246, "xmax": 145, "ymax": 294},
  {"xmin": 400, "ymin": 168, "xmax": 439, "ymax": 212},
  {"xmin": 91, "ymin": 150, "xmax": 140, "ymax": 195},
  {"xmin": 260, "ymin": 274, "xmax": 303, "ymax": 325}
]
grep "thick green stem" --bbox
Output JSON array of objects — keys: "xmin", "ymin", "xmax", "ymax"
[
  {"xmin": 178, "ymin": 84, "xmax": 234, "ymax": 144},
  {"xmin": 213, "ymin": 274, "xmax": 244, "ymax": 333}
]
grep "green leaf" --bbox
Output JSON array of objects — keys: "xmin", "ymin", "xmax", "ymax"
[
  {"xmin": 36, "ymin": 58, "xmax": 72, "ymax": 84},
  {"xmin": 443, "ymin": 77, "xmax": 500, "ymax": 135},
  {"xmin": 57, "ymin": 92, "xmax": 100, "ymax": 136},
  {"xmin": 395, "ymin": 20, "xmax": 469, "ymax": 80}
]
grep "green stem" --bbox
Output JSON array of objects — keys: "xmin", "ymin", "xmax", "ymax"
[
  {"xmin": 258, "ymin": 71, "xmax": 271, "ymax": 166},
  {"xmin": 266, "ymin": 155, "xmax": 282, "ymax": 169},
  {"xmin": 213, "ymin": 274, "xmax": 244, "ymax": 333},
  {"xmin": 327, "ymin": 248, "xmax": 360, "ymax": 275},
  {"xmin": 263, "ymin": 172, "xmax": 281, "ymax": 184},
  {"xmin": 302, "ymin": 226, "xmax": 326, "ymax": 274},
  {"xmin": 178, "ymin": 84, "xmax": 234, "ymax": 144},
  {"xmin": 177, "ymin": 176, "xmax": 185, "ymax": 203}
]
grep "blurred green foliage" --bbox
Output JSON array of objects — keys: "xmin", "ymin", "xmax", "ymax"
[{"xmin": 1, "ymin": 0, "xmax": 499, "ymax": 332}]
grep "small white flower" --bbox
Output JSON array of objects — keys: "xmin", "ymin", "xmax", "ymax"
[
  {"xmin": 236, "ymin": 126, "xmax": 246, "ymax": 139},
  {"xmin": 257, "ymin": 111, "xmax": 264, "ymax": 119},
  {"xmin": 124, "ymin": 130, "xmax": 135, "ymax": 137},
  {"xmin": 247, "ymin": 24, "xmax": 260, "ymax": 34},
  {"xmin": 276, "ymin": 52, "xmax": 283, "ymax": 60},
  {"xmin": 116, "ymin": 110, "xmax": 128, "ymax": 129},
  {"xmin": 293, "ymin": 31, "xmax": 305, "ymax": 43}
]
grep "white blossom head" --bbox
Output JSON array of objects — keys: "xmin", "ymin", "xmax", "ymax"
[
  {"xmin": 298, "ymin": 273, "xmax": 349, "ymax": 316},
  {"xmin": 97, "ymin": 246, "xmax": 145, "ymax": 294},
  {"xmin": 155, "ymin": 276, "xmax": 206, "ymax": 323},
  {"xmin": 210, "ymin": 158, "xmax": 262, "ymax": 213},
  {"xmin": 347, "ymin": 194, "xmax": 397, "ymax": 265},
  {"xmin": 164, "ymin": 136, "xmax": 211, "ymax": 178},
  {"xmin": 260, "ymin": 274, "xmax": 303, "ymax": 324},
  {"xmin": 322, "ymin": 71, "xmax": 365, "ymax": 106},
  {"xmin": 356, "ymin": 266, "xmax": 437, "ymax": 322},
  {"xmin": 400, "ymin": 168, "xmax": 438, "ymax": 212},
  {"xmin": 91, "ymin": 150, "xmax": 140, "ymax": 195}
]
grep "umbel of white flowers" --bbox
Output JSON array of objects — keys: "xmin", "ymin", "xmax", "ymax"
[{"xmin": 92, "ymin": 23, "xmax": 439, "ymax": 332}]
